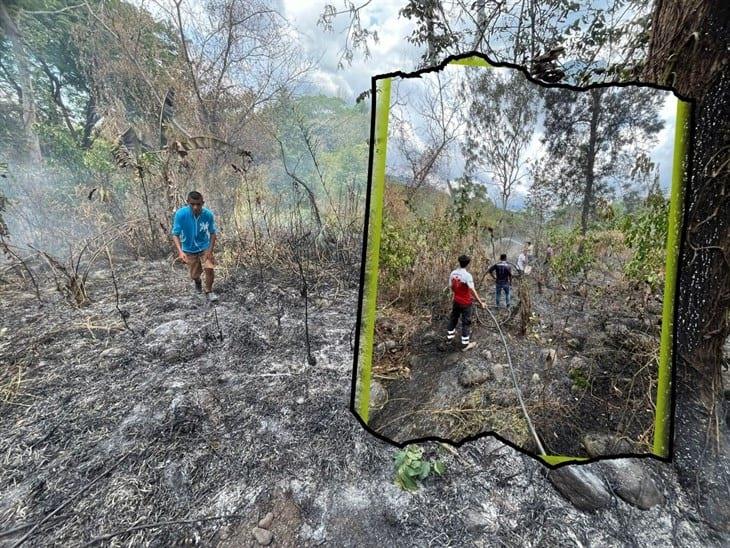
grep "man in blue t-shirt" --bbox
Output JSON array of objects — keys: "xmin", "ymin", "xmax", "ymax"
[
  {"xmin": 171, "ymin": 191, "xmax": 218, "ymax": 300},
  {"xmin": 488, "ymin": 254, "xmax": 512, "ymax": 308}
]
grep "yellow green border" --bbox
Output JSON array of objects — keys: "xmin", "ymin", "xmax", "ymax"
[
  {"xmin": 653, "ymin": 99, "xmax": 689, "ymax": 457},
  {"xmin": 356, "ymin": 57, "xmax": 686, "ymax": 464},
  {"xmin": 357, "ymin": 77, "xmax": 391, "ymax": 422}
]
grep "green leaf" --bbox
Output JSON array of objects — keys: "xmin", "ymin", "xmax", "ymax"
[
  {"xmin": 433, "ymin": 461, "xmax": 445, "ymax": 476},
  {"xmin": 418, "ymin": 461, "xmax": 431, "ymax": 480}
]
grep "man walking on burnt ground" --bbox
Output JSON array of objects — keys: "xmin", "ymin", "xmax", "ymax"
[
  {"xmin": 447, "ymin": 254, "xmax": 486, "ymax": 351},
  {"xmin": 488, "ymin": 253, "xmax": 513, "ymax": 308},
  {"xmin": 171, "ymin": 190, "xmax": 219, "ymax": 302}
]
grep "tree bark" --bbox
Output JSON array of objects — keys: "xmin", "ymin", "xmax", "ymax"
[
  {"xmin": 643, "ymin": 0, "xmax": 730, "ymax": 533},
  {"xmin": 0, "ymin": 3, "xmax": 43, "ymax": 165},
  {"xmin": 580, "ymin": 88, "xmax": 602, "ymax": 235}
]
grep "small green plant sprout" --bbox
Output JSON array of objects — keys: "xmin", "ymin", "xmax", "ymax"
[{"xmin": 393, "ymin": 445, "xmax": 446, "ymax": 492}]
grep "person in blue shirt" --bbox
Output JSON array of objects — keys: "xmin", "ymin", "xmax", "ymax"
[{"xmin": 171, "ymin": 191, "xmax": 218, "ymax": 300}]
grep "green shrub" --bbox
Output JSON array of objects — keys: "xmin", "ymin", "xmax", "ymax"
[{"xmin": 393, "ymin": 445, "xmax": 445, "ymax": 492}]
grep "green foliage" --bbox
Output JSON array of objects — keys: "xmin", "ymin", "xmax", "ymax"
[
  {"xmin": 379, "ymin": 219, "xmax": 417, "ymax": 280},
  {"xmin": 82, "ymin": 138, "xmax": 116, "ymax": 174},
  {"xmin": 569, "ymin": 366, "xmax": 589, "ymax": 389},
  {"xmin": 547, "ymin": 226, "xmax": 597, "ymax": 281},
  {"xmin": 393, "ymin": 445, "xmax": 445, "ymax": 492},
  {"xmin": 450, "ymin": 176, "xmax": 484, "ymax": 237},
  {"xmin": 620, "ymin": 194, "xmax": 668, "ymax": 288}
]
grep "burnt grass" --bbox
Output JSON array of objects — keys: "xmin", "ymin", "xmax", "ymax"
[
  {"xmin": 0, "ymin": 256, "xmax": 725, "ymax": 547},
  {"xmin": 370, "ymin": 274, "xmax": 661, "ymax": 457}
]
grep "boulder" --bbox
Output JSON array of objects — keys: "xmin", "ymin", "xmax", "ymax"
[
  {"xmin": 252, "ymin": 526, "xmax": 273, "ymax": 545},
  {"xmin": 369, "ymin": 381, "xmax": 388, "ymax": 409},
  {"xmin": 458, "ymin": 364, "xmax": 491, "ymax": 387},
  {"xmin": 599, "ymin": 459, "xmax": 665, "ymax": 510},
  {"xmin": 492, "ymin": 363, "xmax": 505, "ymax": 382},
  {"xmin": 582, "ymin": 433, "xmax": 633, "ymax": 456},
  {"xmin": 548, "ymin": 466, "xmax": 612, "ymax": 511}
]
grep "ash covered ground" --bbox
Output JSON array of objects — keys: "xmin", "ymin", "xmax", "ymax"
[{"xmin": 0, "ymin": 258, "xmax": 727, "ymax": 546}]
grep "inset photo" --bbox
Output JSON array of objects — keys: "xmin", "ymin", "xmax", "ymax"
[{"xmin": 353, "ymin": 56, "xmax": 689, "ymax": 464}]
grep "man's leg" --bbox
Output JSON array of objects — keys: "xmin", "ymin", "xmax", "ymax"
[
  {"xmin": 188, "ymin": 253, "xmax": 202, "ymax": 291},
  {"xmin": 202, "ymin": 253, "xmax": 216, "ymax": 295},
  {"xmin": 495, "ymin": 284, "xmax": 501, "ymax": 307},
  {"xmin": 505, "ymin": 285, "xmax": 511, "ymax": 307},
  {"xmin": 447, "ymin": 302, "xmax": 460, "ymax": 341},
  {"xmin": 460, "ymin": 304, "xmax": 472, "ymax": 345}
]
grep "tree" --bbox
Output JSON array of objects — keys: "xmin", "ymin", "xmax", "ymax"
[
  {"xmin": 641, "ymin": 0, "xmax": 730, "ymax": 532},
  {"xmin": 0, "ymin": 1, "xmax": 42, "ymax": 163},
  {"xmin": 462, "ymin": 67, "xmax": 541, "ymax": 212},
  {"xmin": 540, "ymin": 84, "xmax": 664, "ymax": 234}
]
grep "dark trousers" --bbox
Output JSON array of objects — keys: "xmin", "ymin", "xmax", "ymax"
[{"xmin": 447, "ymin": 302, "xmax": 473, "ymax": 339}]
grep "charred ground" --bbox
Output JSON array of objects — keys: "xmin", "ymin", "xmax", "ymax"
[{"xmin": 0, "ymin": 257, "xmax": 725, "ymax": 546}]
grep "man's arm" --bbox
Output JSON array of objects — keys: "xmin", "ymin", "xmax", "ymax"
[
  {"xmin": 171, "ymin": 211, "xmax": 187, "ymax": 263},
  {"xmin": 470, "ymin": 286, "xmax": 486, "ymax": 308},
  {"xmin": 487, "ymin": 264, "xmax": 496, "ymax": 280}
]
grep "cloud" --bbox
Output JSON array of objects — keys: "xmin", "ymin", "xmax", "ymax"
[{"xmin": 281, "ymin": 0, "xmax": 420, "ymax": 100}]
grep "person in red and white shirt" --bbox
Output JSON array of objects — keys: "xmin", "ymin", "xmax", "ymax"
[{"xmin": 447, "ymin": 255, "xmax": 486, "ymax": 350}]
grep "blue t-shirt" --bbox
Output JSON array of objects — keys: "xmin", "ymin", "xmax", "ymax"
[{"xmin": 171, "ymin": 206, "xmax": 217, "ymax": 254}]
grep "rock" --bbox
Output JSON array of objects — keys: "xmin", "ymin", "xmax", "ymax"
[
  {"xmin": 169, "ymin": 392, "xmax": 207, "ymax": 434},
  {"xmin": 458, "ymin": 364, "xmax": 491, "ymax": 387},
  {"xmin": 375, "ymin": 342, "xmax": 385, "ymax": 353},
  {"xmin": 146, "ymin": 319, "xmax": 205, "ymax": 362},
  {"xmin": 531, "ymin": 373, "xmax": 540, "ymax": 384},
  {"xmin": 548, "ymin": 466, "xmax": 612, "ymax": 511},
  {"xmin": 252, "ymin": 526, "xmax": 273, "ymax": 545},
  {"xmin": 492, "ymin": 363, "xmax": 505, "ymax": 382},
  {"xmin": 569, "ymin": 356, "xmax": 586, "ymax": 369},
  {"xmin": 542, "ymin": 348, "xmax": 557, "ymax": 367},
  {"xmin": 258, "ymin": 511, "xmax": 274, "ymax": 529},
  {"xmin": 566, "ymin": 338, "xmax": 582, "ymax": 350},
  {"xmin": 463, "ymin": 509, "xmax": 491, "ymax": 533},
  {"xmin": 369, "ymin": 381, "xmax": 388, "ymax": 409},
  {"xmin": 385, "ymin": 339, "xmax": 397, "ymax": 351},
  {"xmin": 582, "ymin": 433, "xmax": 633, "ymax": 456},
  {"xmin": 445, "ymin": 353, "xmax": 461, "ymax": 366},
  {"xmin": 481, "ymin": 349, "xmax": 493, "ymax": 360},
  {"xmin": 600, "ymin": 459, "xmax": 665, "ymax": 510},
  {"xmin": 570, "ymin": 384, "xmax": 583, "ymax": 394}
]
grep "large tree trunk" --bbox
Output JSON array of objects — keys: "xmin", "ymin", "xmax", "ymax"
[
  {"xmin": 580, "ymin": 88, "xmax": 602, "ymax": 235},
  {"xmin": 643, "ymin": 0, "xmax": 730, "ymax": 533},
  {"xmin": 0, "ymin": 3, "xmax": 42, "ymax": 165}
]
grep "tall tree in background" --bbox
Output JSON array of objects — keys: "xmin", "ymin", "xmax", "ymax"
[
  {"xmin": 0, "ymin": 1, "xmax": 42, "ymax": 163},
  {"xmin": 462, "ymin": 68, "xmax": 540, "ymax": 212},
  {"xmin": 541, "ymin": 85, "xmax": 664, "ymax": 234}
]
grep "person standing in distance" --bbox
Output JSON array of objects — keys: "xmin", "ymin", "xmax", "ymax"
[
  {"xmin": 447, "ymin": 254, "xmax": 486, "ymax": 351},
  {"xmin": 488, "ymin": 253, "xmax": 513, "ymax": 308},
  {"xmin": 171, "ymin": 190, "xmax": 218, "ymax": 302}
]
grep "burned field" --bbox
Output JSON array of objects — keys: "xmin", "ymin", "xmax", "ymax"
[
  {"xmin": 0, "ymin": 258, "xmax": 724, "ymax": 547},
  {"xmin": 369, "ymin": 275, "xmax": 662, "ymax": 458}
]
